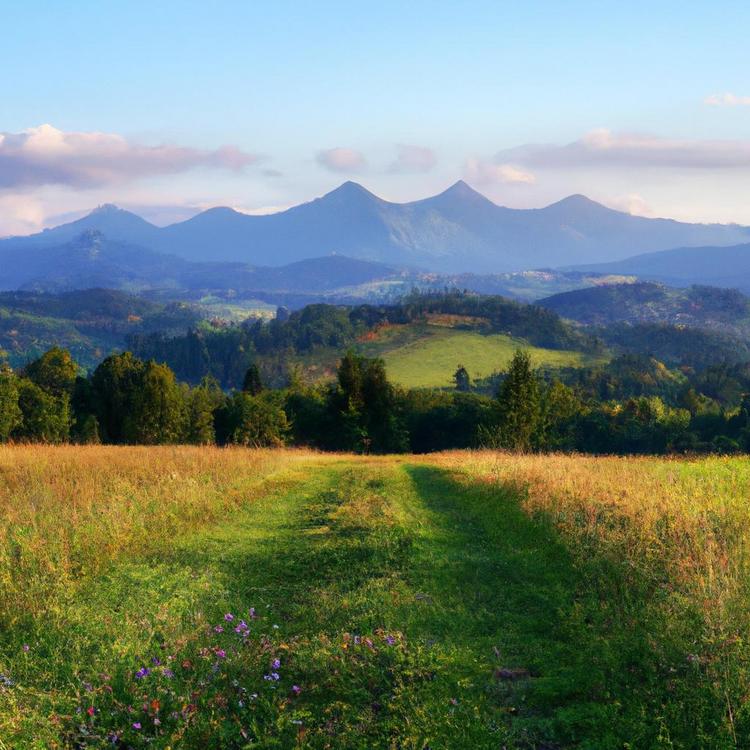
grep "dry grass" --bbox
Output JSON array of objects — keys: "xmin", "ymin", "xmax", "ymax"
[
  {"xmin": 427, "ymin": 450, "xmax": 750, "ymax": 737},
  {"xmin": 0, "ymin": 445, "xmax": 326, "ymax": 626}
]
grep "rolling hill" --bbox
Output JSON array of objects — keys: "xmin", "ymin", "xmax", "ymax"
[
  {"xmin": 539, "ymin": 282, "xmax": 750, "ymax": 336},
  {"xmin": 2, "ymin": 181, "xmax": 749, "ymax": 274},
  {"xmin": 572, "ymin": 242, "xmax": 750, "ymax": 292}
]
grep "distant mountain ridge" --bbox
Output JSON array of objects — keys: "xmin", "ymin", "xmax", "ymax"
[
  {"xmin": 3, "ymin": 181, "xmax": 748, "ymax": 273},
  {"xmin": 572, "ymin": 242, "xmax": 750, "ymax": 293}
]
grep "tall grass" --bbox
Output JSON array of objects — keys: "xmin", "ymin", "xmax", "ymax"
[
  {"xmin": 0, "ymin": 445, "xmax": 319, "ymax": 627},
  {"xmin": 430, "ymin": 451, "xmax": 750, "ymax": 742}
]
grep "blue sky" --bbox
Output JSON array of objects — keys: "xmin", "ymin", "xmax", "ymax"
[{"xmin": 2, "ymin": 1, "xmax": 750, "ymax": 233}]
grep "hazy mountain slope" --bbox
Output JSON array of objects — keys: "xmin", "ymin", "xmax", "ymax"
[
  {"xmin": 0, "ymin": 230, "xmax": 193, "ymax": 292},
  {"xmin": 3, "ymin": 183, "xmax": 749, "ymax": 274},
  {"xmin": 572, "ymin": 243, "xmax": 750, "ymax": 292},
  {"xmin": 539, "ymin": 282, "xmax": 750, "ymax": 336}
]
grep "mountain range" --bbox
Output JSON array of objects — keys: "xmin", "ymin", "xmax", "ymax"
[{"xmin": 3, "ymin": 181, "xmax": 749, "ymax": 277}]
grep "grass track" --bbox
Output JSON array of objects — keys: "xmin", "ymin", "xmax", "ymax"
[{"xmin": 0, "ymin": 455, "xmax": 743, "ymax": 747}]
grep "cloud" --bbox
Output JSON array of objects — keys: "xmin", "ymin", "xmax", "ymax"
[
  {"xmin": 0, "ymin": 124, "xmax": 258, "ymax": 189},
  {"xmin": 316, "ymin": 147, "xmax": 366, "ymax": 173},
  {"xmin": 607, "ymin": 193, "xmax": 655, "ymax": 217},
  {"xmin": 388, "ymin": 144, "xmax": 436, "ymax": 173},
  {"xmin": 463, "ymin": 158, "xmax": 535, "ymax": 185},
  {"xmin": 497, "ymin": 129, "xmax": 750, "ymax": 170},
  {"xmin": 705, "ymin": 92, "xmax": 750, "ymax": 107}
]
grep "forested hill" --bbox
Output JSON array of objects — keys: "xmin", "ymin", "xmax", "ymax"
[
  {"xmin": 127, "ymin": 292, "xmax": 600, "ymax": 389},
  {"xmin": 0, "ymin": 289, "xmax": 201, "ymax": 368},
  {"xmin": 539, "ymin": 283, "xmax": 750, "ymax": 336}
]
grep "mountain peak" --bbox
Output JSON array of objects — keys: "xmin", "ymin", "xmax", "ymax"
[
  {"xmin": 545, "ymin": 194, "xmax": 606, "ymax": 211},
  {"xmin": 439, "ymin": 180, "xmax": 487, "ymax": 200},
  {"xmin": 322, "ymin": 181, "xmax": 378, "ymax": 201},
  {"xmin": 90, "ymin": 203, "xmax": 123, "ymax": 215}
]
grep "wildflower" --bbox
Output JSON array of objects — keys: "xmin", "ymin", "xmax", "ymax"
[
  {"xmin": 134, "ymin": 667, "xmax": 150, "ymax": 680},
  {"xmin": 385, "ymin": 635, "xmax": 396, "ymax": 646},
  {"xmin": 292, "ymin": 684, "xmax": 301, "ymax": 695},
  {"xmin": 272, "ymin": 624, "xmax": 279, "ymax": 629},
  {"xmin": 162, "ymin": 668, "xmax": 174, "ymax": 679},
  {"xmin": 151, "ymin": 657, "xmax": 161, "ymax": 666},
  {"xmin": 87, "ymin": 706, "xmax": 95, "ymax": 717},
  {"xmin": 249, "ymin": 607, "xmax": 257, "ymax": 619},
  {"xmin": 224, "ymin": 613, "xmax": 235, "ymax": 622},
  {"xmin": 271, "ymin": 658, "xmax": 281, "ymax": 669},
  {"xmin": 263, "ymin": 672, "xmax": 280, "ymax": 681},
  {"xmin": 216, "ymin": 649, "xmax": 227, "ymax": 659},
  {"xmin": 214, "ymin": 625, "xmax": 224, "ymax": 633},
  {"xmin": 22, "ymin": 644, "xmax": 30, "ymax": 653},
  {"xmin": 154, "ymin": 717, "xmax": 161, "ymax": 726},
  {"xmin": 132, "ymin": 722, "xmax": 142, "ymax": 730},
  {"xmin": 353, "ymin": 635, "xmax": 361, "ymax": 646}
]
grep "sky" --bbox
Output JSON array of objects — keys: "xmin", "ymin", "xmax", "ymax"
[{"xmin": 2, "ymin": 0, "xmax": 750, "ymax": 235}]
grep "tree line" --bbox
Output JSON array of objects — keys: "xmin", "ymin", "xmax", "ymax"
[{"xmin": 2, "ymin": 345, "xmax": 750, "ymax": 454}]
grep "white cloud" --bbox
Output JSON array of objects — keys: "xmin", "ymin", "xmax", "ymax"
[
  {"xmin": 0, "ymin": 124, "xmax": 258, "ymax": 189},
  {"xmin": 388, "ymin": 144, "xmax": 436, "ymax": 173},
  {"xmin": 316, "ymin": 147, "xmax": 366, "ymax": 173},
  {"xmin": 705, "ymin": 92, "xmax": 750, "ymax": 107},
  {"xmin": 497, "ymin": 128, "xmax": 750, "ymax": 170},
  {"xmin": 607, "ymin": 193, "xmax": 655, "ymax": 217},
  {"xmin": 463, "ymin": 158, "xmax": 535, "ymax": 185}
]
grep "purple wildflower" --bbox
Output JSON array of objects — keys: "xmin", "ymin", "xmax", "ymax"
[
  {"xmin": 271, "ymin": 658, "xmax": 281, "ymax": 669},
  {"xmin": 224, "ymin": 613, "xmax": 234, "ymax": 622},
  {"xmin": 249, "ymin": 607, "xmax": 257, "ymax": 619},
  {"xmin": 22, "ymin": 644, "xmax": 30, "ymax": 653},
  {"xmin": 214, "ymin": 625, "xmax": 224, "ymax": 633},
  {"xmin": 353, "ymin": 635, "xmax": 361, "ymax": 645},
  {"xmin": 151, "ymin": 657, "xmax": 161, "ymax": 666},
  {"xmin": 132, "ymin": 722, "xmax": 142, "ymax": 730},
  {"xmin": 263, "ymin": 672, "xmax": 280, "ymax": 681},
  {"xmin": 385, "ymin": 635, "xmax": 396, "ymax": 646},
  {"xmin": 292, "ymin": 684, "xmax": 301, "ymax": 695},
  {"xmin": 162, "ymin": 668, "xmax": 174, "ymax": 679},
  {"xmin": 134, "ymin": 667, "xmax": 150, "ymax": 680},
  {"xmin": 216, "ymin": 649, "xmax": 226, "ymax": 659}
]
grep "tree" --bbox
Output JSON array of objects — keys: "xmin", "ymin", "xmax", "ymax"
[
  {"xmin": 187, "ymin": 377, "xmax": 224, "ymax": 444},
  {"xmin": 454, "ymin": 364, "xmax": 471, "ymax": 392},
  {"xmin": 495, "ymin": 350, "xmax": 542, "ymax": 451},
  {"xmin": 242, "ymin": 363, "xmax": 264, "ymax": 395},
  {"xmin": 25, "ymin": 347, "xmax": 77, "ymax": 397},
  {"xmin": 329, "ymin": 351, "xmax": 408, "ymax": 453},
  {"xmin": 91, "ymin": 352, "xmax": 146, "ymax": 443},
  {"xmin": 125, "ymin": 361, "xmax": 187, "ymax": 444},
  {"xmin": 14, "ymin": 379, "xmax": 70, "ymax": 443},
  {"xmin": 216, "ymin": 392, "xmax": 289, "ymax": 447},
  {"xmin": 0, "ymin": 365, "xmax": 21, "ymax": 442},
  {"xmin": 539, "ymin": 379, "xmax": 582, "ymax": 450}
]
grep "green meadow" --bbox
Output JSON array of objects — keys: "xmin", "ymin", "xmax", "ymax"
[{"xmin": 1, "ymin": 446, "xmax": 749, "ymax": 748}]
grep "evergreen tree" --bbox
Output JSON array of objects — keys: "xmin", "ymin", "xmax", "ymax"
[
  {"xmin": 0, "ymin": 364, "xmax": 21, "ymax": 442},
  {"xmin": 495, "ymin": 350, "xmax": 541, "ymax": 451},
  {"xmin": 454, "ymin": 364, "xmax": 471, "ymax": 392},
  {"xmin": 242, "ymin": 363, "xmax": 264, "ymax": 395}
]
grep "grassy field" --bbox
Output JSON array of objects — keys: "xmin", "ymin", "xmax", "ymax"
[
  {"xmin": 1, "ymin": 447, "xmax": 748, "ymax": 748},
  {"xmin": 356, "ymin": 321, "xmax": 603, "ymax": 389}
]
